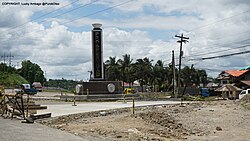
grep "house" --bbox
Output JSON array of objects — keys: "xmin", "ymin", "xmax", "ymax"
[
  {"xmin": 218, "ymin": 69, "xmax": 250, "ymax": 85},
  {"xmin": 215, "ymin": 84, "xmax": 242, "ymax": 99},
  {"xmin": 236, "ymin": 80, "xmax": 250, "ymax": 90},
  {"xmin": 239, "ymin": 66, "xmax": 250, "ymax": 70}
]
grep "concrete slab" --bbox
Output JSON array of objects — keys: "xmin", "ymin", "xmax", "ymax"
[
  {"xmin": 37, "ymin": 101, "xmax": 181, "ymax": 117},
  {"xmin": 0, "ymin": 117, "xmax": 87, "ymax": 141}
]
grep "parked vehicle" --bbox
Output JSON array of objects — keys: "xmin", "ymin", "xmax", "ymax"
[
  {"xmin": 200, "ymin": 88, "xmax": 210, "ymax": 97},
  {"xmin": 32, "ymin": 82, "xmax": 43, "ymax": 92},
  {"xmin": 16, "ymin": 84, "xmax": 37, "ymax": 95},
  {"xmin": 123, "ymin": 88, "xmax": 136, "ymax": 94},
  {"xmin": 239, "ymin": 89, "xmax": 250, "ymax": 99}
]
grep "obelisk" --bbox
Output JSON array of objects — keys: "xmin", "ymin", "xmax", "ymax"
[{"xmin": 92, "ymin": 23, "xmax": 104, "ymax": 80}]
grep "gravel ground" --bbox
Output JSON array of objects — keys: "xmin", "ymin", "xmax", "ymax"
[{"xmin": 37, "ymin": 97, "xmax": 250, "ymax": 141}]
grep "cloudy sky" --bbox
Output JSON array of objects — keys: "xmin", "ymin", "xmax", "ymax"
[{"xmin": 0, "ymin": 0, "xmax": 250, "ymax": 80}]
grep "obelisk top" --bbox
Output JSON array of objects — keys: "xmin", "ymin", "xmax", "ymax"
[{"xmin": 92, "ymin": 23, "xmax": 102, "ymax": 28}]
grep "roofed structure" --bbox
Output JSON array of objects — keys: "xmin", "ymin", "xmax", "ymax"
[
  {"xmin": 239, "ymin": 66, "xmax": 250, "ymax": 70},
  {"xmin": 241, "ymin": 80, "xmax": 250, "ymax": 86},
  {"xmin": 215, "ymin": 84, "xmax": 242, "ymax": 99},
  {"xmin": 215, "ymin": 84, "xmax": 242, "ymax": 92},
  {"xmin": 224, "ymin": 70, "xmax": 248, "ymax": 77},
  {"xmin": 218, "ymin": 69, "xmax": 250, "ymax": 86}
]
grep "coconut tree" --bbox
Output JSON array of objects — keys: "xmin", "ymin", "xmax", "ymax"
[
  {"xmin": 153, "ymin": 60, "xmax": 168, "ymax": 91},
  {"xmin": 118, "ymin": 54, "xmax": 133, "ymax": 88},
  {"xmin": 134, "ymin": 57, "xmax": 153, "ymax": 92},
  {"xmin": 104, "ymin": 56, "xmax": 120, "ymax": 81}
]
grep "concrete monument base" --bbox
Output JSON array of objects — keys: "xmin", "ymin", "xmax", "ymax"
[
  {"xmin": 60, "ymin": 93, "xmax": 139, "ymax": 101},
  {"xmin": 76, "ymin": 81, "xmax": 123, "ymax": 95}
]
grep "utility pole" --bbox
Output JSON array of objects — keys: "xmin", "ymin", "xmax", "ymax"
[
  {"xmin": 172, "ymin": 50, "xmax": 176, "ymax": 98},
  {"xmin": 175, "ymin": 33, "xmax": 189, "ymax": 95},
  {"xmin": 1, "ymin": 52, "xmax": 6, "ymax": 64},
  {"xmin": 7, "ymin": 52, "xmax": 14, "ymax": 67},
  {"xmin": 1, "ymin": 52, "xmax": 6, "ymax": 72}
]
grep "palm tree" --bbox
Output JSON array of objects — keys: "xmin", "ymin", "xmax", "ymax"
[
  {"xmin": 134, "ymin": 57, "xmax": 153, "ymax": 92},
  {"xmin": 153, "ymin": 60, "xmax": 167, "ymax": 92},
  {"xmin": 104, "ymin": 56, "xmax": 120, "ymax": 81},
  {"xmin": 180, "ymin": 66, "xmax": 207, "ymax": 87},
  {"xmin": 197, "ymin": 69, "xmax": 207, "ymax": 86},
  {"xmin": 118, "ymin": 54, "xmax": 133, "ymax": 88}
]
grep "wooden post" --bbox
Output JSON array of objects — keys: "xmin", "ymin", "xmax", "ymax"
[
  {"xmin": 26, "ymin": 94, "xmax": 29, "ymax": 118},
  {"xmin": 132, "ymin": 97, "xmax": 135, "ymax": 114},
  {"xmin": 20, "ymin": 95, "xmax": 25, "ymax": 119},
  {"xmin": 123, "ymin": 94, "xmax": 126, "ymax": 103},
  {"xmin": 72, "ymin": 94, "xmax": 77, "ymax": 106}
]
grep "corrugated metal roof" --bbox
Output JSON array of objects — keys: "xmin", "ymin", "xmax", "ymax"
[
  {"xmin": 239, "ymin": 66, "xmax": 250, "ymax": 70},
  {"xmin": 215, "ymin": 84, "xmax": 242, "ymax": 92},
  {"xmin": 224, "ymin": 70, "xmax": 248, "ymax": 77},
  {"xmin": 241, "ymin": 80, "xmax": 250, "ymax": 86}
]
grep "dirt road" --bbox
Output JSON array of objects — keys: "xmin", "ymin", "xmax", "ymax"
[{"xmin": 37, "ymin": 97, "xmax": 250, "ymax": 141}]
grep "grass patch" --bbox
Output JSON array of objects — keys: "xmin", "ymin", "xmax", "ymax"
[{"xmin": 0, "ymin": 72, "xmax": 28, "ymax": 87}]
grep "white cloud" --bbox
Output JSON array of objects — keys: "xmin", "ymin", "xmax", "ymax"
[{"xmin": 0, "ymin": 0, "xmax": 250, "ymax": 80}]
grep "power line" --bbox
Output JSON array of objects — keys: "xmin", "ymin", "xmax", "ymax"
[
  {"xmin": 187, "ymin": 37, "xmax": 250, "ymax": 56},
  {"xmin": 187, "ymin": 9, "xmax": 250, "ymax": 32},
  {"xmin": 182, "ymin": 64, "xmax": 222, "ymax": 72},
  {"xmin": 189, "ymin": 49, "xmax": 250, "ymax": 61},
  {"xmin": 190, "ymin": 29, "xmax": 250, "ymax": 48},
  {"xmin": 2, "ymin": 0, "xmax": 133, "ymax": 42},
  {"xmin": 2, "ymin": 0, "xmax": 100, "ymax": 38},
  {"xmin": 186, "ymin": 44, "xmax": 250, "ymax": 58},
  {"xmin": 1, "ymin": 0, "xmax": 84, "ymax": 37},
  {"xmin": 190, "ymin": 24, "xmax": 250, "ymax": 39},
  {"xmin": 30, "ymin": 0, "xmax": 100, "ymax": 27},
  {"xmin": 63, "ymin": 0, "xmax": 134, "ymax": 25}
]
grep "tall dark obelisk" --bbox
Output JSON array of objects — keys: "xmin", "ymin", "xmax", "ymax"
[
  {"xmin": 74, "ymin": 23, "xmax": 123, "ymax": 96},
  {"xmin": 92, "ymin": 23, "xmax": 104, "ymax": 80}
]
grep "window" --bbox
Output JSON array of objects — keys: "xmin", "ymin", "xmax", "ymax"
[
  {"xmin": 240, "ymin": 91, "xmax": 246, "ymax": 95},
  {"xmin": 222, "ymin": 80, "xmax": 228, "ymax": 84}
]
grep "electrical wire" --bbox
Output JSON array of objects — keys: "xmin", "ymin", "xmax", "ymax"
[
  {"xmin": 186, "ymin": 44, "xmax": 250, "ymax": 58},
  {"xmin": 2, "ymin": 0, "xmax": 134, "ymax": 42},
  {"xmin": 63, "ymin": 0, "xmax": 133, "ymax": 25},
  {"xmin": 186, "ymin": 38, "xmax": 250, "ymax": 56},
  {"xmin": 0, "ymin": 0, "xmax": 85, "ymax": 36},
  {"xmin": 0, "ymin": 0, "xmax": 100, "ymax": 37},
  {"xmin": 189, "ymin": 49, "xmax": 250, "ymax": 61},
  {"xmin": 187, "ymin": 9, "xmax": 250, "ymax": 32}
]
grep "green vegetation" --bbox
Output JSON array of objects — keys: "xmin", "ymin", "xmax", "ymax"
[
  {"xmin": 0, "ymin": 60, "xmax": 46, "ymax": 87},
  {"xmin": 44, "ymin": 78, "xmax": 79, "ymax": 92},
  {"xmin": 0, "ymin": 60, "xmax": 78, "ymax": 91},
  {"xmin": 0, "ymin": 72, "xmax": 28, "ymax": 87},
  {"xmin": 18, "ymin": 60, "xmax": 46, "ymax": 84},
  {"xmin": 104, "ymin": 54, "xmax": 208, "ymax": 93}
]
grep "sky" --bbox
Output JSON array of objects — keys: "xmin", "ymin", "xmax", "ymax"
[{"xmin": 0, "ymin": 0, "xmax": 250, "ymax": 81}]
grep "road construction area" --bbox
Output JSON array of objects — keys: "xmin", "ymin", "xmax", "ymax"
[
  {"xmin": 37, "ymin": 95, "xmax": 250, "ymax": 141},
  {"xmin": 1, "ymin": 91, "xmax": 250, "ymax": 141},
  {"xmin": 0, "ymin": 117, "xmax": 87, "ymax": 141},
  {"xmin": 36, "ymin": 100, "xmax": 181, "ymax": 117}
]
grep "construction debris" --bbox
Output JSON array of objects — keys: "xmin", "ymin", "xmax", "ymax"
[{"xmin": 0, "ymin": 93, "xmax": 51, "ymax": 122}]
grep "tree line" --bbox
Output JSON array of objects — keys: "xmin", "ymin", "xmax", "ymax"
[
  {"xmin": 104, "ymin": 54, "xmax": 208, "ymax": 92},
  {"xmin": 1, "ymin": 56, "xmax": 208, "ymax": 92},
  {"xmin": 0, "ymin": 60, "xmax": 46, "ymax": 85}
]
